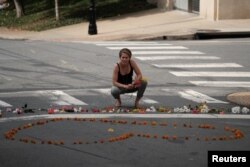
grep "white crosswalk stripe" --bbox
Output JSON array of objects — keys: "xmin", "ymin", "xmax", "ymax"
[
  {"xmin": 135, "ymin": 56, "xmax": 220, "ymax": 61},
  {"xmin": 189, "ymin": 81, "xmax": 250, "ymax": 87},
  {"xmin": 133, "ymin": 51, "xmax": 204, "ymax": 55},
  {"xmin": 107, "ymin": 46, "xmax": 187, "ymax": 50},
  {"xmin": 0, "ymin": 90, "xmax": 88, "ymax": 106},
  {"xmin": 161, "ymin": 88, "xmax": 228, "ymax": 104},
  {"xmin": 92, "ymin": 88, "xmax": 159, "ymax": 104},
  {"xmin": 177, "ymin": 89, "xmax": 228, "ymax": 104},
  {"xmin": 91, "ymin": 88, "xmax": 111, "ymax": 95},
  {"xmin": 93, "ymin": 41, "xmax": 158, "ymax": 44},
  {"xmin": 169, "ymin": 71, "xmax": 250, "ymax": 77},
  {"xmin": 0, "ymin": 90, "xmax": 89, "ymax": 106},
  {"xmin": 95, "ymin": 43, "xmax": 172, "ymax": 46},
  {"xmin": 153, "ymin": 63, "xmax": 242, "ymax": 68},
  {"xmin": 38, "ymin": 90, "xmax": 88, "ymax": 106},
  {"xmin": 0, "ymin": 100, "xmax": 12, "ymax": 107}
]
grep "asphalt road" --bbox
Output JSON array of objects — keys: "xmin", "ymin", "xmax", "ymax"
[
  {"xmin": 0, "ymin": 38, "xmax": 250, "ymax": 109},
  {"xmin": 0, "ymin": 38, "xmax": 250, "ymax": 167},
  {"xmin": 1, "ymin": 115, "xmax": 249, "ymax": 167}
]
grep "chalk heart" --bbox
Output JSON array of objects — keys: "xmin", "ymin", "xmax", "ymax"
[{"xmin": 4, "ymin": 118, "xmax": 244, "ymax": 145}]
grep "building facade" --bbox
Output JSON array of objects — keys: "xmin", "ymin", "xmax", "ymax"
[
  {"xmin": 199, "ymin": 0, "xmax": 250, "ymax": 20},
  {"xmin": 148, "ymin": 0, "xmax": 250, "ymax": 20}
]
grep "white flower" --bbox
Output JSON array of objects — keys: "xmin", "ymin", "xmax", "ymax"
[
  {"xmin": 147, "ymin": 106, "xmax": 156, "ymax": 112},
  {"xmin": 241, "ymin": 107, "xmax": 249, "ymax": 114},
  {"xmin": 54, "ymin": 108, "xmax": 60, "ymax": 113},
  {"xmin": 201, "ymin": 105, "xmax": 209, "ymax": 113},
  {"xmin": 183, "ymin": 106, "xmax": 191, "ymax": 113},
  {"xmin": 231, "ymin": 106, "xmax": 241, "ymax": 114},
  {"xmin": 13, "ymin": 108, "xmax": 22, "ymax": 114},
  {"xmin": 174, "ymin": 107, "xmax": 180, "ymax": 113}
]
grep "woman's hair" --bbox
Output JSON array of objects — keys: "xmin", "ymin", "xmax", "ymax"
[{"xmin": 119, "ymin": 48, "xmax": 132, "ymax": 58}]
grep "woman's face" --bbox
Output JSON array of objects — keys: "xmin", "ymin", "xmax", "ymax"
[{"xmin": 120, "ymin": 52, "xmax": 130, "ymax": 65}]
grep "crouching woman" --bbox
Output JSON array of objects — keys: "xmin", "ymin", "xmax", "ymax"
[{"xmin": 111, "ymin": 48, "xmax": 147, "ymax": 108}]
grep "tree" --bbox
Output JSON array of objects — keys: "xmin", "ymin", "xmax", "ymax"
[
  {"xmin": 13, "ymin": 0, "xmax": 24, "ymax": 18},
  {"xmin": 55, "ymin": 0, "xmax": 59, "ymax": 20}
]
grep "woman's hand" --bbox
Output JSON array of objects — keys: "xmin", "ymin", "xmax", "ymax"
[
  {"xmin": 124, "ymin": 84, "xmax": 134, "ymax": 89},
  {"xmin": 132, "ymin": 80, "xmax": 141, "ymax": 88}
]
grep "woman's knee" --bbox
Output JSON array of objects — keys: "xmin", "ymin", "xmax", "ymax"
[
  {"xmin": 111, "ymin": 86, "xmax": 120, "ymax": 98},
  {"xmin": 140, "ymin": 80, "xmax": 148, "ymax": 88}
]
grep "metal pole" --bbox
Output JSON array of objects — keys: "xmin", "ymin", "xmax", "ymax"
[{"xmin": 88, "ymin": 0, "xmax": 97, "ymax": 35}]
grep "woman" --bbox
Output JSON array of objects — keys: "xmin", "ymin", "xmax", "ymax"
[{"xmin": 111, "ymin": 48, "xmax": 147, "ymax": 108}]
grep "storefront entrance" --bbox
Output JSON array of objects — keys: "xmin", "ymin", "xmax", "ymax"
[{"xmin": 192, "ymin": 0, "xmax": 200, "ymax": 13}]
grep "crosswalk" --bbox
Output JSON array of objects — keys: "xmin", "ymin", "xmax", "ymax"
[
  {"xmin": 0, "ymin": 88, "xmax": 160, "ymax": 108},
  {"xmin": 91, "ymin": 41, "xmax": 250, "ymax": 104},
  {"xmin": 0, "ymin": 41, "xmax": 249, "ymax": 108},
  {"xmin": 0, "ymin": 88, "xmax": 158, "ymax": 108},
  {"xmin": 0, "ymin": 87, "xmax": 228, "ymax": 108}
]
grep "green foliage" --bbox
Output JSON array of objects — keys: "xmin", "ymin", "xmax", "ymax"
[{"xmin": 0, "ymin": 0, "xmax": 156, "ymax": 31}]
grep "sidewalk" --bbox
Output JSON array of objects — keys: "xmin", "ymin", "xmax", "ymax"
[
  {"xmin": 0, "ymin": 9, "xmax": 250, "ymax": 107},
  {"xmin": 1, "ymin": 9, "xmax": 250, "ymax": 41}
]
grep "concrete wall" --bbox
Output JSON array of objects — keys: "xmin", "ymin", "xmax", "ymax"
[
  {"xmin": 218, "ymin": 0, "xmax": 250, "ymax": 19},
  {"xmin": 200, "ymin": 0, "xmax": 250, "ymax": 20},
  {"xmin": 200, "ymin": 0, "xmax": 217, "ymax": 20},
  {"xmin": 148, "ymin": 0, "xmax": 250, "ymax": 20}
]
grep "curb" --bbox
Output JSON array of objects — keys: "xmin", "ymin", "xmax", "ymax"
[
  {"xmin": 1, "ymin": 113, "xmax": 250, "ymax": 123},
  {"xmin": 1, "ymin": 31, "xmax": 250, "ymax": 41},
  {"xmin": 131, "ymin": 31, "xmax": 250, "ymax": 41},
  {"xmin": 139, "ymin": 34, "xmax": 194, "ymax": 41},
  {"xmin": 194, "ymin": 31, "xmax": 250, "ymax": 40}
]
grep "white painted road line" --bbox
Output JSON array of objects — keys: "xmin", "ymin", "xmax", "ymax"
[
  {"xmin": 177, "ymin": 89, "xmax": 228, "ymax": 104},
  {"xmin": 107, "ymin": 46, "xmax": 187, "ymax": 50},
  {"xmin": 142, "ymin": 99, "xmax": 159, "ymax": 104},
  {"xmin": 0, "ymin": 74, "xmax": 12, "ymax": 81},
  {"xmin": 38, "ymin": 90, "xmax": 88, "ymax": 106},
  {"xmin": 96, "ymin": 43, "xmax": 172, "ymax": 46},
  {"xmin": 133, "ymin": 51, "xmax": 204, "ymax": 55},
  {"xmin": 0, "ymin": 100, "xmax": 12, "ymax": 107},
  {"xmin": 94, "ymin": 41, "xmax": 158, "ymax": 44},
  {"xmin": 92, "ymin": 88, "xmax": 158, "ymax": 104},
  {"xmin": 170, "ymin": 71, "xmax": 250, "ymax": 77},
  {"xmin": 153, "ymin": 63, "xmax": 243, "ymax": 68},
  {"xmin": 1, "ymin": 114, "xmax": 250, "ymax": 123},
  {"xmin": 121, "ymin": 91, "xmax": 157, "ymax": 104},
  {"xmin": 92, "ymin": 88, "xmax": 111, "ymax": 95},
  {"xmin": 135, "ymin": 56, "xmax": 219, "ymax": 61},
  {"xmin": 190, "ymin": 81, "xmax": 250, "ymax": 87}
]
